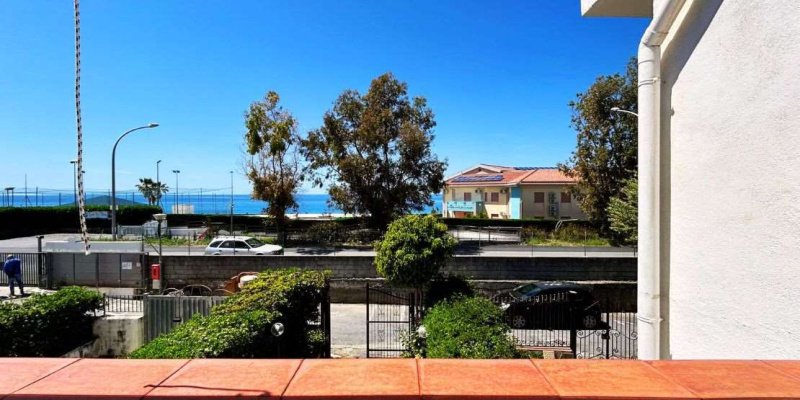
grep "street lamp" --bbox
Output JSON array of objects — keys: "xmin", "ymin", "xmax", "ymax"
[
  {"xmin": 156, "ymin": 160, "xmax": 162, "ymax": 208},
  {"xmin": 172, "ymin": 170, "xmax": 180, "ymax": 214},
  {"xmin": 153, "ymin": 213, "xmax": 167, "ymax": 289},
  {"xmin": 230, "ymin": 171, "xmax": 234, "ymax": 236},
  {"xmin": 153, "ymin": 213, "xmax": 166, "ymax": 267},
  {"xmin": 111, "ymin": 123, "xmax": 159, "ymax": 240},
  {"xmin": 70, "ymin": 160, "xmax": 78, "ymax": 205},
  {"xmin": 610, "ymin": 107, "xmax": 639, "ymax": 118}
]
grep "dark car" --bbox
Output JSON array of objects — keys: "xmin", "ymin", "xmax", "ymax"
[{"xmin": 497, "ymin": 282, "xmax": 606, "ymax": 330}]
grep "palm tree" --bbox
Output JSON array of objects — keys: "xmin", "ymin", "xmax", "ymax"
[{"xmin": 136, "ymin": 178, "xmax": 169, "ymax": 206}]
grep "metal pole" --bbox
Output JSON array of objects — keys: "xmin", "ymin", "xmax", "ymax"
[
  {"xmin": 70, "ymin": 160, "xmax": 77, "ymax": 205},
  {"xmin": 156, "ymin": 160, "xmax": 161, "ymax": 208},
  {"xmin": 230, "ymin": 171, "xmax": 234, "ymax": 235},
  {"xmin": 157, "ymin": 220, "xmax": 163, "ymax": 267},
  {"xmin": 112, "ymin": 124, "xmax": 159, "ymax": 240},
  {"xmin": 172, "ymin": 170, "xmax": 180, "ymax": 214}
]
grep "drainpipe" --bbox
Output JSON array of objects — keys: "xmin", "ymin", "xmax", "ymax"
[{"xmin": 637, "ymin": 0, "xmax": 685, "ymax": 360}]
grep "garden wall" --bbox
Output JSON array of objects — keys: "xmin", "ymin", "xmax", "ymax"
[{"xmin": 160, "ymin": 255, "xmax": 636, "ymax": 310}]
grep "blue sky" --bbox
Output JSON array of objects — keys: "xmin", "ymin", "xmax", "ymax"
[{"xmin": 0, "ymin": 1, "xmax": 647, "ymax": 196}]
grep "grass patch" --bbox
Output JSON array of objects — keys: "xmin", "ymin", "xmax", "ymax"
[
  {"xmin": 526, "ymin": 237, "xmax": 611, "ymax": 247},
  {"xmin": 522, "ymin": 224, "xmax": 612, "ymax": 247}
]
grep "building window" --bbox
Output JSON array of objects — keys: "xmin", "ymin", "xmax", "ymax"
[
  {"xmin": 561, "ymin": 192, "xmax": 571, "ymax": 203},
  {"xmin": 484, "ymin": 192, "xmax": 488, "ymax": 202},
  {"xmin": 490, "ymin": 192, "xmax": 499, "ymax": 203},
  {"xmin": 464, "ymin": 192, "xmax": 472, "ymax": 202},
  {"xmin": 534, "ymin": 192, "xmax": 544, "ymax": 203}
]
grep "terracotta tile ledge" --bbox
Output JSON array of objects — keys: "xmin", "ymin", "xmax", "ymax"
[{"xmin": 1, "ymin": 358, "xmax": 799, "ymax": 399}]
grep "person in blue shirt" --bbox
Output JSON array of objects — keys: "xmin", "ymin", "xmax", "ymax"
[{"xmin": 3, "ymin": 255, "xmax": 25, "ymax": 297}]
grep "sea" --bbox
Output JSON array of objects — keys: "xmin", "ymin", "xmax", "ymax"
[{"xmin": 3, "ymin": 191, "xmax": 444, "ymax": 216}]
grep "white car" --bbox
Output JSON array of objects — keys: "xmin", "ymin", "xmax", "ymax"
[{"xmin": 204, "ymin": 236, "xmax": 283, "ymax": 255}]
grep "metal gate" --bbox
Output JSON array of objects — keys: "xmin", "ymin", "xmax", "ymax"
[
  {"xmin": 576, "ymin": 312, "xmax": 637, "ymax": 359},
  {"xmin": 48, "ymin": 252, "xmax": 148, "ymax": 289},
  {"xmin": 0, "ymin": 252, "xmax": 44, "ymax": 287},
  {"xmin": 365, "ymin": 283, "xmax": 418, "ymax": 358},
  {"xmin": 144, "ymin": 295, "xmax": 227, "ymax": 342},
  {"xmin": 495, "ymin": 292, "xmax": 637, "ymax": 359}
]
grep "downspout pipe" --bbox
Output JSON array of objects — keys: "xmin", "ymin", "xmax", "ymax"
[{"xmin": 637, "ymin": 0, "xmax": 685, "ymax": 360}]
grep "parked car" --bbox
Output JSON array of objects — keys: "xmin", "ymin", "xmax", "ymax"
[
  {"xmin": 497, "ymin": 282, "xmax": 606, "ymax": 330},
  {"xmin": 204, "ymin": 236, "xmax": 283, "ymax": 255}
]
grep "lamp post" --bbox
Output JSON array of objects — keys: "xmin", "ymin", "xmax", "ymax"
[
  {"xmin": 111, "ymin": 123, "xmax": 159, "ymax": 240},
  {"xmin": 153, "ymin": 213, "xmax": 166, "ymax": 264},
  {"xmin": 230, "ymin": 171, "xmax": 234, "ymax": 235},
  {"xmin": 70, "ymin": 160, "xmax": 78, "ymax": 205},
  {"xmin": 172, "ymin": 170, "xmax": 180, "ymax": 214},
  {"xmin": 153, "ymin": 213, "xmax": 166, "ymax": 290},
  {"xmin": 156, "ymin": 160, "xmax": 162, "ymax": 208},
  {"xmin": 610, "ymin": 107, "xmax": 639, "ymax": 118}
]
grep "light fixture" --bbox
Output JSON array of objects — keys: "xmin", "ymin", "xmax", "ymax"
[{"xmin": 271, "ymin": 322, "xmax": 285, "ymax": 337}]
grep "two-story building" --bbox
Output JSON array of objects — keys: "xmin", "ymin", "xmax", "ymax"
[{"xmin": 442, "ymin": 164, "xmax": 586, "ymax": 220}]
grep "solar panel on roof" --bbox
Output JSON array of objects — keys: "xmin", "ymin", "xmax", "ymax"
[
  {"xmin": 514, "ymin": 166, "xmax": 558, "ymax": 171},
  {"xmin": 452, "ymin": 174, "xmax": 504, "ymax": 183}
]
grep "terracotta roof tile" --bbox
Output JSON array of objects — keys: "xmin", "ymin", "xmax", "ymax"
[
  {"xmin": 521, "ymin": 168, "xmax": 575, "ymax": 184},
  {"xmin": 446, "ymin": 166, "xmax": 574, "ymax": 186}
]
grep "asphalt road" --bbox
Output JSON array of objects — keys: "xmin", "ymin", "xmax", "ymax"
[{"xmin": 0, "ymin": 234, "xmax": 636, "ymax": 258}]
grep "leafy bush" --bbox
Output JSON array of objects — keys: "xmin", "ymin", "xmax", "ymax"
[
  {"xmin": 424, "ymin": 274, "xmax": 475, "ymax": 309},
  {"xmin": 130, "ymin": 268, "xmax": 330, "ymax": 359},
  {"xmin": 305, "ymin": 221, "xmax": 340, "ymax": 245},
  {"xmin": 0, "ymin": 287, "xmax": 103, "ymax": 356},
  {"xmin": 374, "ymin": 215, "xmax": 457, "ymax": 289},
  {"xmin": 129, "ymin": 310, "xmax": 277, "ymax": 358},
  {"xmin": 421, "ymin": 296, "xmax": 518, "ymax": 359}
]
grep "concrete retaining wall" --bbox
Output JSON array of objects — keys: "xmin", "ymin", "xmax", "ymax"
[
  {"xmin": 160, "ymin": 255, "xmax": 636, "ymax": 310},
  {"xmin": 160, "ymin": 255, "xmax": 635, "ymax": 289}
]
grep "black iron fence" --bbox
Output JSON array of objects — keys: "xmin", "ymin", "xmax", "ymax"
[
  {"xmin": 365, "ymin": 283, "xmax": 418, "ymax": 358},
  {"xmin": 491, "ymin": 292, "xmax": 637, "ymax": 359},
  {"xmin": 0, "ymin": 252, "xmax": 44, "ymax": 287},
  {"xmin": 103, "ymin": 294, "xmax": 145, "ymax": 314}
]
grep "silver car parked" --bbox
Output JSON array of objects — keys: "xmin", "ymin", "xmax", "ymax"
[{"xmin": 204, "ymin": 236, "xmax": 283, "ymax": 255}]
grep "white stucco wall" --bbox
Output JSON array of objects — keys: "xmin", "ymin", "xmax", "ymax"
[{"xmin": 660, "ymin": 0, "xmax": 800, "ymax": 359}]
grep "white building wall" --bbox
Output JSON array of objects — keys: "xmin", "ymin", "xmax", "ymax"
[{"xmin": 660, "ymin": 0, "xmax": 800, "ymax": 359}]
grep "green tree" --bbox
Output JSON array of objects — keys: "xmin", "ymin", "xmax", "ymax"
[
  {"xmin": 302, "ymin": 73, "xmax": 447, "ymax": 228},
  {"xmin": 560, "ymin": 57, "xmax": 638, "ymax": 230},
  {"xmin": 374, "ymin": 214, "xmax": 456, "ymax": 307},
  {"xmin": 244, "ymin": 91, "xmax": 303, "ymax": 232},
  {"xmin": 607, "ymin": 175, "xmax": 637, "ymax": 245},
  {"xmin": 135, "ymin": 178, "xmax": 168, "ymax": 206}
]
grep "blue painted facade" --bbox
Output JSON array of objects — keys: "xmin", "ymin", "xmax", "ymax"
[{"xmin": 509, "ymin": 187, "xmax": 521, "ymax": 219}]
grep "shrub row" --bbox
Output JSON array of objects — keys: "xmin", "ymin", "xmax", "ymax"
[
  {"xmin": 130, "ymin": 268, "xmax": 330, "ymax": 359},
  {"xmin": 0, "ymin": 287, "xmax": 103, "ymax": 356},
  {"xmin": 0, "ymin": 205, "xmax": 161, "ymax": 239}
]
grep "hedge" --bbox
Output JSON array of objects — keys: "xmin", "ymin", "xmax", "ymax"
[
  {"xmin": 130, "ymin": 268, "xmax": 330, "ymax": 359},
  {"xmin": 424, "ymin": 274, "xmax": 475, "ymax": 309},
  {"xmin": 0, "ymin": 287, "xmax": 103, "ymax": 356},
  {"xmin": 0, "ymin": 205, "xmax": 162, "ymax": 239},
  {"xmin": 420, "ymin": 296, "xmax": 519, "ymax": 359}
]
